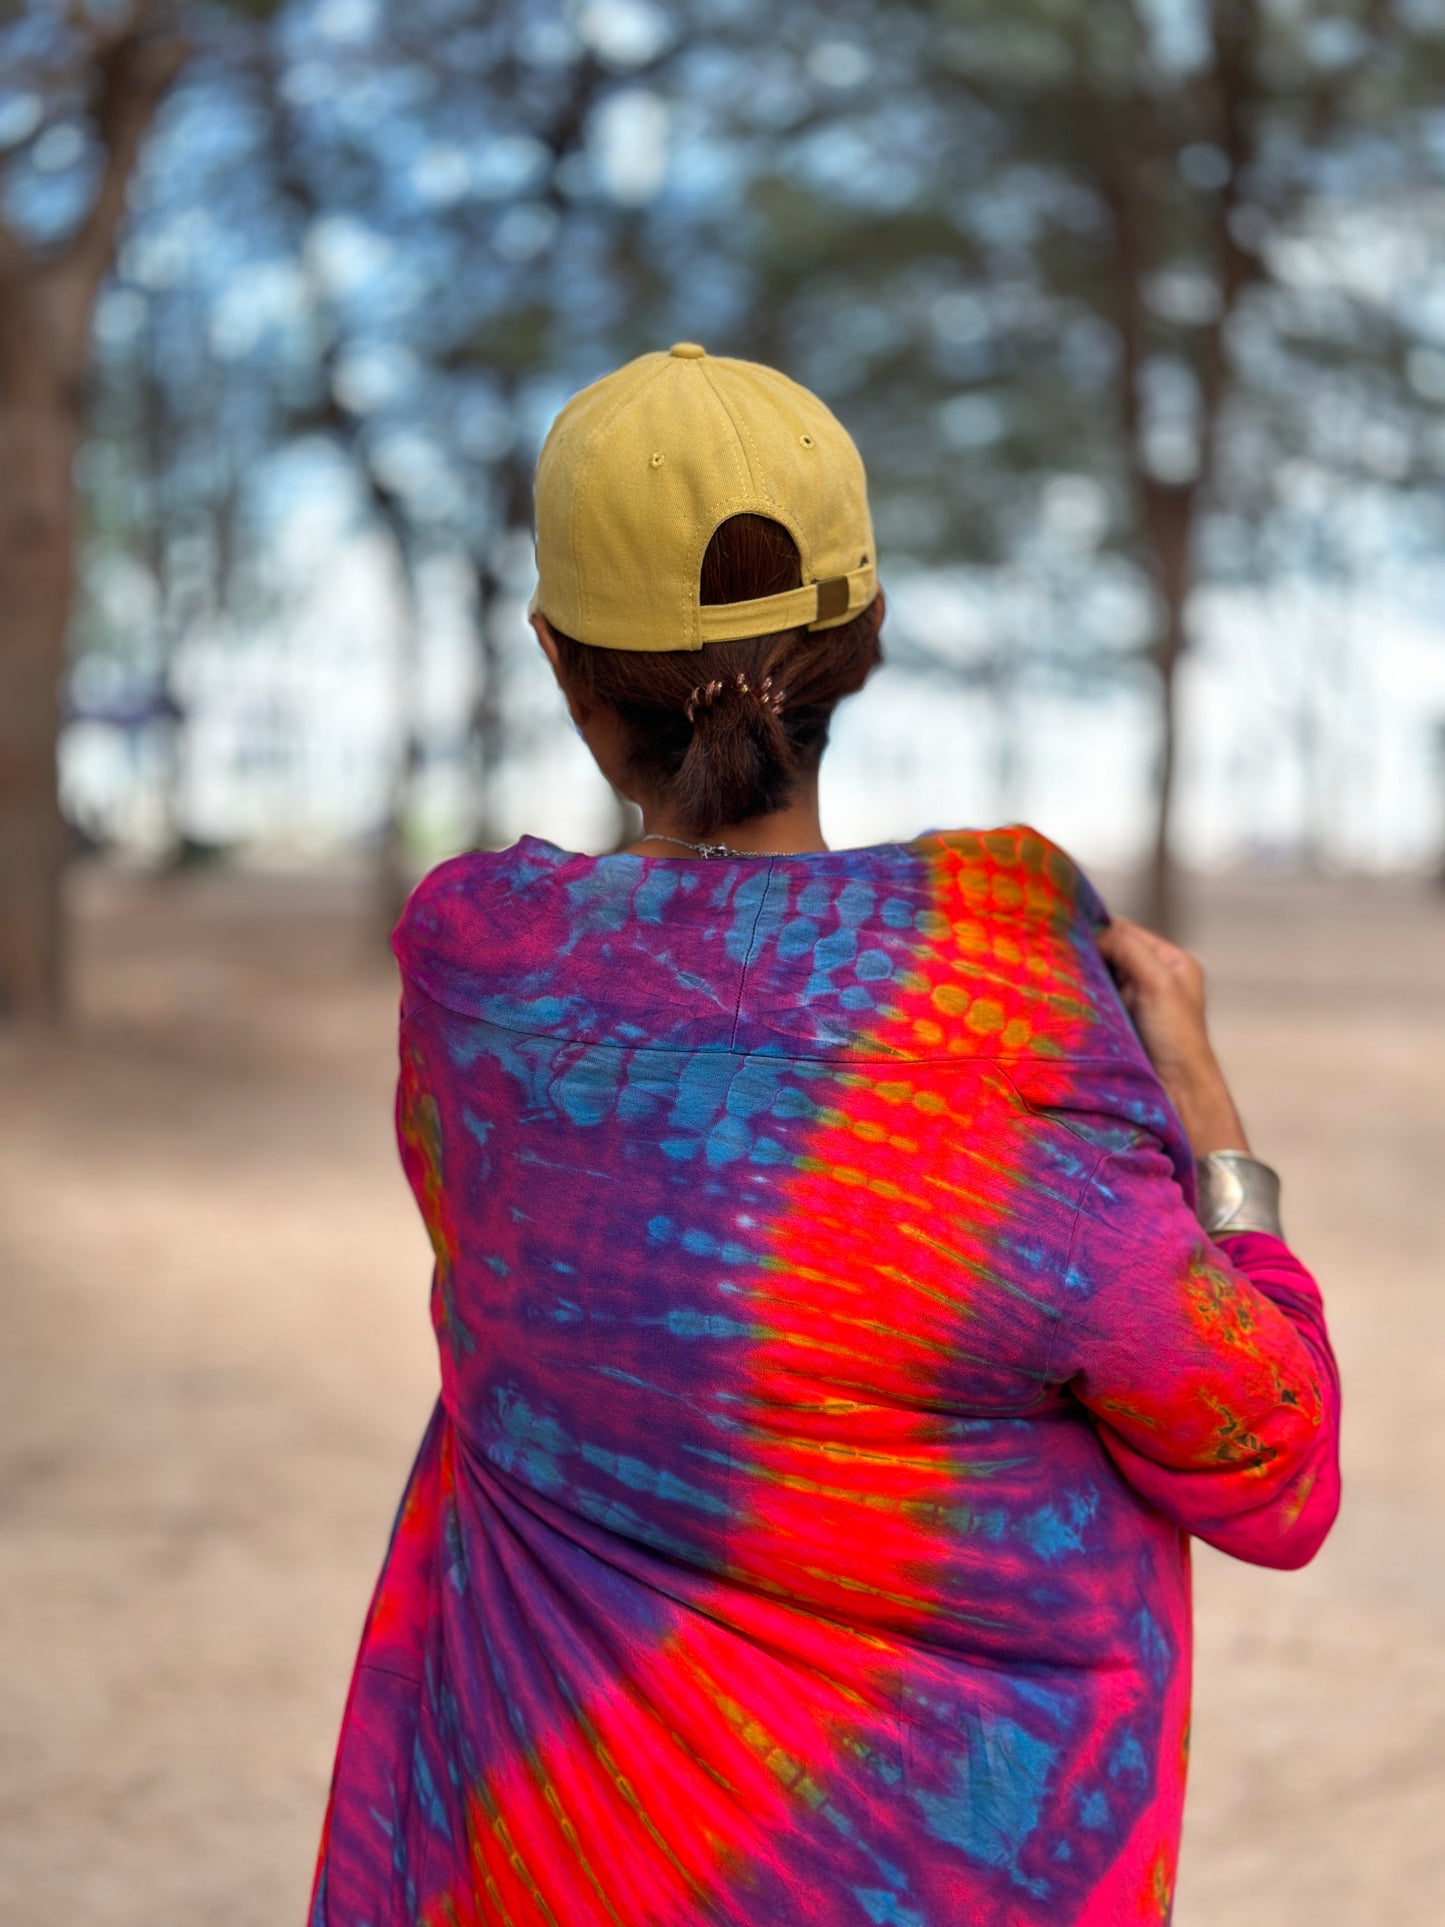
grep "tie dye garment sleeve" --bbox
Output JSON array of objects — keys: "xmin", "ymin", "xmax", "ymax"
[
  {"xmin": 308, "ymin": 824, "xmax": 1341, "ymax": 1927},
  {"xmin": 1055, "ymin": 1155, "xmax": 1341, "ymax": 1568}
]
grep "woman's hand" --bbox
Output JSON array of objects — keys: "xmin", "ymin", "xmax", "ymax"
[{"xmin": 1094, "ymin": 917, "xmax": 1252, "ymax": 1158}]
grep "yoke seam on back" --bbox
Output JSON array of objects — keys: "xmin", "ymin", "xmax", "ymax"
[{"xmin": 728, "ymin": 860, "xmax": 777, "ymax": 1052}]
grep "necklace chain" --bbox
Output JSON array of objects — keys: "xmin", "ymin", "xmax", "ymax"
[{"xmin": 634, "ymin": 833, "xmax": 817, "ymax": 860}]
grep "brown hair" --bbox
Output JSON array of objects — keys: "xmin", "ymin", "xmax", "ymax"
[{"xmin": 549, "ymin": 514, "xmax": 884, "ymax": 838}]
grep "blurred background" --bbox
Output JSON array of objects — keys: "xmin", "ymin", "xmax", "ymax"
[{"xmin": 1, "ymin": 1, "xmax": 1443, "ymax": 1921}]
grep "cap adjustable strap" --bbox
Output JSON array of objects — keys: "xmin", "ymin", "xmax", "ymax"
[{"xmin": 696, "ymin": 561, "xmax": 876, "ymax": 642}]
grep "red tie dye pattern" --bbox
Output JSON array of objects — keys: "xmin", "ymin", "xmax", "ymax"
[{"xmin": 309, "ymin": 824, "xmax": 1341, "ymax": 1927}]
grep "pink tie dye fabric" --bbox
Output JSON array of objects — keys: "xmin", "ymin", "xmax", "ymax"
[{"xmin": 309, "ymin": 824, "xmax": 1341, "ymax": 1926}]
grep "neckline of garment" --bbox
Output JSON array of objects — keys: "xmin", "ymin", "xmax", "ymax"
[{"xmin": 513, "ymin": 826, "xmax": 1032, "ymax": 870}]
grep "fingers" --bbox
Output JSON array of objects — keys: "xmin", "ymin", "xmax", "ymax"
[
  {"xmin": 1096, "ymin": 919, "xmax": 1162, "ymax": 987},
  {"xmin": 1096, "ymin": 917, "xmax": 1209, "ymax": 1041},
  {"xmin": 1098, "ymin": 916, "xmax": 1169, "ymax": 961},
  {"xmin": 1097, "ymin": 917, "xmax": 1197, "ymax": 982}
]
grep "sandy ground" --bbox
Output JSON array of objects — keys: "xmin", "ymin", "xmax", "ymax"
[{"xmin": 1, "ymin": 855, "xmax": 1441, "ymax": 1924}]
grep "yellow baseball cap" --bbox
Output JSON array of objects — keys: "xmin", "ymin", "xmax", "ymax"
[{"xmin": 528, "ymin": 342, "xmax": 877, "ymax": 653}]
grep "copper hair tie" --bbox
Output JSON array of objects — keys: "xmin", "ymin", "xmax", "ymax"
[{"xmin": 684, "ymin": 672, "xmax": 786, "ymax": 723}]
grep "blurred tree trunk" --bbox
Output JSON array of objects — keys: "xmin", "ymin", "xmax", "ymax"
[
  {"xmin": 470, "ymin": 567, "xmax": 506, "ymax": 853},
  {"xmin": 139, "ymin": 289, "xmax": 188, "ymax": 864},
  {"xmin": 373, "ymin": 490, "xmax": 423, "ymax": 937},
  {"xmin": 1088, "ymin": 100, "xmax": 1188, "ymax": 936},
  {"xmin": 0, "ymin": 263, "xmax": 77, "ymax": 1019},
  {"xmin": 0, "ymin": 20, "xmax": 184, "ymax": 1020},
  {"xmin": 1138, "ymin": 484, "xmax": 1192, "ymax": 936},
  {"xmin": 1078, "ymin": 0, "xmax": 1263, "ymax": 937},
  {"xmin": 469, "ymin": 451, "xmax": 532, "ymax": 851}
]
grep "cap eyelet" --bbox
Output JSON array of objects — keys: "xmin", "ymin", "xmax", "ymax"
[
  {"xmin": 798, "ymin": 433, "xmax": 814, "ymax": 448},
  {"xmin": 649, "ymin": 451, "xmax": 664, "ymax": 468}
]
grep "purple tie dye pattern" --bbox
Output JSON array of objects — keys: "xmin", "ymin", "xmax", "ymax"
[{"xmin": 309, "ymin": 824, "xmax": 1341, "ymax": 1927}]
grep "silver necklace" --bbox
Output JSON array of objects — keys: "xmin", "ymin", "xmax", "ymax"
[{"xmin": 634, "ymin": 833, "xmax": 820, "ymax": 860}]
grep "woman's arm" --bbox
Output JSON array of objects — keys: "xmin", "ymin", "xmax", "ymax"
[
  {"xmin": 1063, "ymin": 913, "xmax": 1343, "ymax": 1566},
  {"xmin": 1052, "ymin": 1139, "xmax": 1341, "ymax": 1567},
  {"xmin": 1093, "ymin": 915, "xmax": 1252, "ymax": 1158}
]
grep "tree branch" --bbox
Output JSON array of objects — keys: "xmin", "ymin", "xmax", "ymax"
[{"xmin": 48, "ymin": 19, "xmax": 188, "ymax": 359}]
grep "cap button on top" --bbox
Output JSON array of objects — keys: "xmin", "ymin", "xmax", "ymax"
[{"xmin": 668, "ymin": 342, "xmax": 706, "ymax": 358}]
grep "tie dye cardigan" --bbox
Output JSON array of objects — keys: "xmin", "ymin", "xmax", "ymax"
[{"xmin": 310, "ymin": 824, "xmax": 1341, "ymax": 1927}]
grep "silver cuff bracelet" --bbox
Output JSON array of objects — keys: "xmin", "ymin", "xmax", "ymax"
[{"xmin": 1194, "ymin": 1149, "xmax": 1285, "ymax": 1240}]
